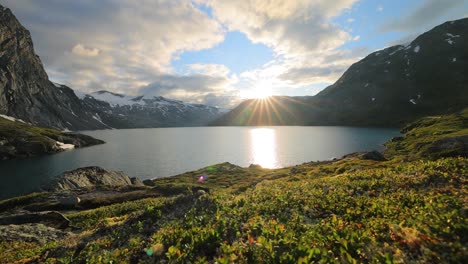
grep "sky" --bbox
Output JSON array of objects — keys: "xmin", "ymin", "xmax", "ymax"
[{"xmin": 3, "ymin": 0, "xmax": 468, "ymax": 108}]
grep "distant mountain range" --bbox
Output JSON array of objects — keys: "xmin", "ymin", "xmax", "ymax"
[
  {"xmin": 0, "ymin": 5, "xmax": 224, "ymax": 130},
  {"xmin": 213, "ymin": 18, "xmax": 468, "ymax": 127}
]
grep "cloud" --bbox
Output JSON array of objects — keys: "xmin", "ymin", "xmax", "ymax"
[
  {"xmin": 347, "ymin": 18, "xmax": 355, "ymax": 23},
  {"xmin": 72, "ymin": 44, "xmax": 100, "ymax": 57},
  {"xmin": 377, "ymin": 6, "xmax": 384, "ymax": 12},
  {"xmin": 379, "ymin": 0, "xmax": 467, "ymax": 32},
  {"xmin": 3, "ymin": 0, "xmax": 225, "ymax": 95},
  {"xmin": 138, "ymin": 63, "xmax": 240, "ymax": 108},
  {"xmin": 200, "ymin": 0, "xmax": 357, "ymax": 56}
]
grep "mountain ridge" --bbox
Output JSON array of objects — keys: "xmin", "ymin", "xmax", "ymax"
[
  {"xmin": 213, "ymin": 17, "xmax": 468, "ymax": 127},
  {"xmin": 0, "ymin": 5, "xmax": 225, "ymax": 130}
]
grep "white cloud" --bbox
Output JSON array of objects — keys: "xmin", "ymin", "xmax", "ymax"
[
  {"xmin": 377, "ymin": 6, "xmax": 384, "ymax": 12},
  {"xmin": 352, "ymin": 35, "xmax": 361, "ymax": 41},
  {"xmin": 3, "ymin": 0, "xmax": 225, "ymax": 96},
  {"xmin": 379, "ymin": 0, "xmax": 467, "ymax": 32},
  {"xmin": 71, "ymin": 44, "xmax": 100, "ymax": 57},
  {"xmin": 347, "ymin": 18, "xmax": 356, "ymax": 23},
  {"xmin": 200, "ymin": 0, "xmax": 357, "ymax": 56}
]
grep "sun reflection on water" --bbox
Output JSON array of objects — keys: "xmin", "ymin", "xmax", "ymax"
[{"xmin": 250, "ymin": 128, "xmax": 278, "ymax": 168}]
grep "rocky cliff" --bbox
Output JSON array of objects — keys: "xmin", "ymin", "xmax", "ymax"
[{"xmin": 0, "ymin": 6, "xmax": 109, "ymax": 130}]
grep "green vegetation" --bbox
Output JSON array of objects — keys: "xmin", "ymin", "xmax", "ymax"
[
  {"xmin": 0, "ymin": 117, "xmax": 104, "ymax": 159},
  {"xmin": 0, "ymin": 109, "xmax": 467, "ymax": 263}
]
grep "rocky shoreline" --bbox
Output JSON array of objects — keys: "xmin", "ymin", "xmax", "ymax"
[{"xmin": 0, "ymin": 116, "xmax": 104, "ymax": 160}]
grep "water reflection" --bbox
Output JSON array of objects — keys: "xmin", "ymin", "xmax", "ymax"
[{"xmin": 250, "ymin": 128, "xmax": 278, "ymax": 168}]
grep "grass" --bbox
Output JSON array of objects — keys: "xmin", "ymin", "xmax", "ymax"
[{"xmin": 0, "ymin": 109, "xmax": 467, "ymax": 263}]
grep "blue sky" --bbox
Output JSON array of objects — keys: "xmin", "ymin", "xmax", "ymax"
[{"xmin": 3, "ymin": 0, "xmax": 468, "ymax": 108}]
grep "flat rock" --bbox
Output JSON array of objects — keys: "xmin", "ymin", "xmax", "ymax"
[
  {"xmin": 0, "ymin": 211, "xmax": 70, "ymax": 229},
  {"xmin": 0, "ymin": 223, "xmax": 71, "ymax": 245}
]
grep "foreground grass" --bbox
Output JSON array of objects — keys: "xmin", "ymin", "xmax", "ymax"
[{"xmin": 0, "ymin": 109, "xmax": 467, "ymax": 263}]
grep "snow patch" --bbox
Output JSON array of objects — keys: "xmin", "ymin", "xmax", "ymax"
[
  {"xmin": 364, "ymin": 83, "xmax": 369, "ymax": 87},
  {"xmin": 73, "ymin": 90, "xmax": 87, "ymax": 99},
  {"xmin": 446, "ymin": 33, "xmax": 460, "ymax": 38},
  {"xmin": 413, "ymin": 46, "xmax": 420, "ymax": 53},
  {"xmin": 56, "ymin": 141, "xmax": 75, "ymax": 150},
  {"xmin": 386, "ymin": 61, "xmax": 391, "ymax": 64},
  {"xmin": 0, "ymin": 114, "xmax": 27, "ymax": 123},
  {"xmin": 90, "ymin": 91, "xmax": 144, "ymax": 107},
  {"xmin": 52, "ymin": 82, "xmax": 62, "ymax": 88},
  {"xmin": 371, "ymin": 98, "xmax": 376, "ymax": 102},
  {"xmin": 446, "ymin": 39, "xmax": 454, "ymax": 45},
  {"xmin": 452, "ymin": 58, "xmax": 457, "ymax": 62},
  {"xmin": 409, "ymin": 99, "xmax": 417, "ymax": 105}
]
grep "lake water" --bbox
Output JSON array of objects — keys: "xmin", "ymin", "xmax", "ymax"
[{"xmin": 0, "ymin": 126, "xmax": 400, "ymax": 198}]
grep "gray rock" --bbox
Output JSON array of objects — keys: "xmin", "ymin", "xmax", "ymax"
[
  {"xmin": 425, "ymin": 135, "xmax": 468, "ymax": 158},
  {"xmin": 45, "ymin": 166, "xmax": 137, "ymax": 191},
  {"xmin": 130, "ymin": 177, "xmax": 144, "ymax": 186},
  {"xmin": 0, "ymin": 223, "xmax": 71, "ymax": 245},
  {"xmin": 0, "ymin": 211, "xmax": 70, "ymax": 229},
  {"xmin": 58, "ymin": 195, "xmax": 81, "ymax": 206}
]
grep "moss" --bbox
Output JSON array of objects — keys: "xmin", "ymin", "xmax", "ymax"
[
  {"xmin": 0, "ymin": 117, "xmax": 104, "ymax": 159},
  {"xmin": 1, "ymin": 110, "xmax": 467, "ymax": 263}
]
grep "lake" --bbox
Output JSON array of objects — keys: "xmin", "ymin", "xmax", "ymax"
[{"xmin": 0, "ymin": 126, "xmax": 400, "ymax": 198}]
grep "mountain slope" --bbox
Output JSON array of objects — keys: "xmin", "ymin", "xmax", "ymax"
[
  {"xmin": 80, "ymin": 90, "xmax": 225, "ymax": 128},
  {"xmin": 0, "ymin": 6, "xmax": 108, "ymax": 130},
  {"xmin": 0, "ymin": 5, "xmax": 224, "ymax": 130},
  {"xmin": 214, "ymin": 18, "xmax": 468, "ymax": 127}
]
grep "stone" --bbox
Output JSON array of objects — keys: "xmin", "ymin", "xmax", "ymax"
[
  {"xmin": 0, "ymin": 211, "xmax": 70, "ymax": 229},
  {"xmin": 361, "ymin": 151, "xmax": 387, "ymax": 161},
  {"xmin": 45, "ymin": 166, "xmax": 137, "ymax": 191}
]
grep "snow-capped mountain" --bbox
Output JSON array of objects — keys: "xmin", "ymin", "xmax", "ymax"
[
  {"xmin": 0, "ymin": 5, "xmax": 225, "ymax": 130},
  {"xmin": 78, "ymin": 90, "xmax": 226, "ymax": 128},
  {"xmin": 214, "ymin": 17, "xmax": 468, "ymax": 126}
]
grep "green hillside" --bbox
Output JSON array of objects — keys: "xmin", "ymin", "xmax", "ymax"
[{"xmin": 0, "ymin": 109, "xmax": 466, "ymax": 263}]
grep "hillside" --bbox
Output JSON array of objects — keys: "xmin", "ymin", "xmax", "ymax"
[
  {"xmin": 213, "ymin": 18, "xmax": 468, "ymax": 127},
  {"xmin": 0, "ymin": 116, "xmax": 104, "ymax": 160},
  {"xmin": 0, "ymin": 109, "xmax": 466, "ymax": 263}
]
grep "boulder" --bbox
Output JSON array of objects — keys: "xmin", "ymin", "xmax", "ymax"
[
  {"xmin": 45, "ymin": 166, "xmax": 137, "ymax": 191},
  {"xmin": 58, "ymin": 195, "xmax": 81, "ymax": 206},
  {"xmin": 361, "ymin": 150, "xmax": 387, "ymax": 161}
]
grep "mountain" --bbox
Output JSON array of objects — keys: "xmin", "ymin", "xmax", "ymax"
[
  {"xmin": 78, "ymin": 90, "xmax": 226, "ymax": 128},
  {"xmin": 0, "ymin": 5, "xmax": 224, "ymax": 130},
  {"xmin": 213, "ymin": 18, "xmax": 468, "ymax": 127},
  {"xmin": 0, "ymin": 6, "xmax": 108, "ymax": 130}
]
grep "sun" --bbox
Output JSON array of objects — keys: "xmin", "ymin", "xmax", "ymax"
[
  {"xmin": 251, "ymin": 88, "xmax": 272, "ymax": 99},
  {"xmin": 242, "ymin": 81, "xmax": 273, "ymax": 99}
]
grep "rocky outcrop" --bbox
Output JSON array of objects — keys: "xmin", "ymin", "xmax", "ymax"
[
  {"xmin": 46, "ymin": 166, "xmax": 142, "ymax": 191},
  {"xmin": 0, "ymin": 211, "xmax": 70, "ymax": 229},
  {"xmin": 424, "ymin": 135, "xmax": 468, "ymax": 158},
  {"xmin": 0, "ymin": 5, "xmax": 108, "ymax": 130},
  {"xmin": 0, "ymin": 116, "xmax": 104, "ymax": 160}
]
